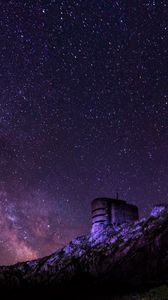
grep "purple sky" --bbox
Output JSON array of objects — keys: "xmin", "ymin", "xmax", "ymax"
[{"xmin": 0, "ymin": 0, "xmax": 167, "ymax": 265}]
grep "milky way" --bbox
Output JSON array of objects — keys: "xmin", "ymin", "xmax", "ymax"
[{"xmin": 0, "ymin": 0, "xmax": 168, "ymax": 265}]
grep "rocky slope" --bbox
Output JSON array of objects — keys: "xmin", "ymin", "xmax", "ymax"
[{"xmin": 1, "ymin": 205, "xmax": 168, "ymax": 298}]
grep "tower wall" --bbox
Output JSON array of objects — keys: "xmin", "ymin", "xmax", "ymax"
[{"xmin": 91, "ymin": 197, "xmax": 139, "ymax": 233}]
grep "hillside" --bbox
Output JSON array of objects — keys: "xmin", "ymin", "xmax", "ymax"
[{"xmin": 1, "ymin": 206, "xmax": 168, "ymax": 299}]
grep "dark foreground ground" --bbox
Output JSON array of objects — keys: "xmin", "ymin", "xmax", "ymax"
[{"xmin": 2, "ymin": 284, "xmax": 168, "ymax": 300}]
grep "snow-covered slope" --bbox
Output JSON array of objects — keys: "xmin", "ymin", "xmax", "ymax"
[{"xmin": 0, "ymin": 205, "xmax": 168, "ymax": 297}]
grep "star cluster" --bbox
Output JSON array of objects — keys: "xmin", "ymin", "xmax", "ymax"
[{"xmin": 0, "ymin": 0, "xmax": 167, "ymax": 265}]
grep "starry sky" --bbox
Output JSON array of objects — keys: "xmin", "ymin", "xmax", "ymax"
[{"xmin": 0, "ymin": 0, "xmax": 167, "ymax": 265}]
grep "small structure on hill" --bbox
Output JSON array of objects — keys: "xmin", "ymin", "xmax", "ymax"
[{"xmin": 91, "ymin": 197, "xmax": 139, "ymax": 233}]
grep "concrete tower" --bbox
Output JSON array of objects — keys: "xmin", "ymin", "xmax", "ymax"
[{"xmin": 91, "ymin": 197, "xmax": 139, "ymax": 233}]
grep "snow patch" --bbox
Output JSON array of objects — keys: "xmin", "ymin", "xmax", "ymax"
[
  {"xmin": 63, "ymin": 245, "xmax": 73, "ymax": 255},
  {"xmin": 151, "ymin": 205, "xmax": 165, "ymax": 217},
  {"xmin": 46, "ymin": 255, "xmax": 59, "ymax": 265}
]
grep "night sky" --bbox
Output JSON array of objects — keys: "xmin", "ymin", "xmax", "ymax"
[{"xmin": 0, "ymin": 0, "xmax": 167, "ymax": 265}]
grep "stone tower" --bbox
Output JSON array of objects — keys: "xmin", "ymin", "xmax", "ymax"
[{"xmin": 91, "ymin": 197, "xmax": 139, "ymax": 233}]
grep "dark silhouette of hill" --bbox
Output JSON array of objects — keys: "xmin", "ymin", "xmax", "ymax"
[{"xmin": 1, "ymin": 205, "xmax": 168, "ymax": 299}]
